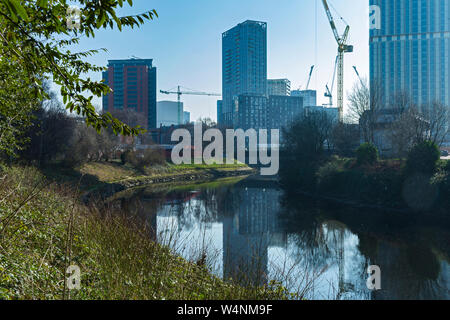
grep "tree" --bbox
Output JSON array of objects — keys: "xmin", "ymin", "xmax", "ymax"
[
  {"xmin": 63, "ymin": 123, "xmax": 99, "ymax": 167},
  {"xmin": 347, "ymin": 78, "xmax": 383, "ymax": 144},
  {"xmin": 280, "ymin": 111, "xmax": 334, "ymax": 188},
  {"xmin": 110, "ymin": 109, "xmax": 148, "ymax": 129},
  {"xmin": 197, "ymin": 117, "xmax": 217, "ymax": 129},
  {"xmin": 406, "ymin": 140, "xmax": 440, "ymax": 174},
  {"xmin": 95, "ymin": 129, "xmax": 120, "ymax": 162},
  {"xmin": 0, "ymin": 0, "xmax": 158, "ymax": 156},
  {"xmin": 386, "ymin": 92, "xmax": 447, "ymax": 157},
  {"xmin": 356, "ymin": 143, "xmax": 379, "ymax": 166},
  {"xmin": 330, "ymin": 122, "xmax": 360, "ymax": 157},
  {"xmin": 22, "ymin": 95, "xmax": 76, "ymax": 165},
  {"xmin": 0, "ymin": 49, "xmax": 39, "ymax": 156},
  {"xmin": 422, "ymin": 101, "xmax": 449, "ymax": 147},
  {"xmin": 282, "ymin": 111, "xmax": 333, "ymax": 159}
]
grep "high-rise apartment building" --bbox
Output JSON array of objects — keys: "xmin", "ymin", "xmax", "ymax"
[
  {"xmin": 102, "ymin": 58, "xmax": 157, "ymax": 129},
  {"xmin": 267, "ymin": 96, "xmax": 304, "ymax": 131},
  {"xmin": 222, "ymin": 20, "xmax": 268, "ymax": 127},
  {"xmin": 370, "ymin": 0, "xmax": 450, "ymax": 108},
  {"xmin": 291, "ymin": 90, "xmax": 317, "ymax": 108},
  {"xmin": 235, "ymin": 95, "xmax": 268, "ymax": 130},
  {"xmin": 217, "ymin": 100, "xmax": 223, "ymax": 125},
  {"xmin": 268, "ymin": 79, "xmax": 291, "ymax": 96}
]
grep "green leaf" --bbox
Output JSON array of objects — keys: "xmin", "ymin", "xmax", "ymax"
[{"xmin": 8, "ymin": 0, "xmax": 29, "ymax": 21}]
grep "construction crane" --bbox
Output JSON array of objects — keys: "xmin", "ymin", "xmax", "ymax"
[
  {"xmin": 160, "ymin": 86, "xmax": 221, "ymax": 124},
  {"xmin": 325, "ymin": 55, "xmax": 338, "ymax": 107},
  {"xmin": 305, "ymin": 65, "xmax": 315, "ymax": 90},
  {"xmin": 353, "ymin": 66, "xmax": 365, "ymax": 88},
  {"xmin": 322, "ymin": 0, "xmax": 353, "ymax": 122}
]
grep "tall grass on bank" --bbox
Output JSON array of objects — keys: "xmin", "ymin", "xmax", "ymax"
[{"xmin": 0, "ymin": 165, "xmax": 289, "ymax": 300}]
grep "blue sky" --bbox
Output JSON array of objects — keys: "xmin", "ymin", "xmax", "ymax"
[{"xmin": 75, "ymin": 0, "xmax": 370, "ymax": 121}]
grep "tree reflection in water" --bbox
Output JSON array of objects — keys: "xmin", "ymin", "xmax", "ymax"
[{"xmin": 113, "ymin": 178, "xmax": 450, "ymax": 300}]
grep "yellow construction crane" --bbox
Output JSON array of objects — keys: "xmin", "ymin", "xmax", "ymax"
[
  {"xmin": 160, "ymin": 86, "xmax": 221, "ymax": 124},
  {"xmin": 322, "ymin": 0, "xmax": 353, "ymax": 122}
]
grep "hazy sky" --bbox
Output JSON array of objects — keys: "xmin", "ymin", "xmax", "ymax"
[{"xmin": 74, "ymin": 0, "xmax": 370, "ymax": 122}]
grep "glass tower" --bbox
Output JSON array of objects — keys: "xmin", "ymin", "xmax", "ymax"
[
  {"xmin": 370, "ymin": 0, "xmax": 450, "ymax": 109},
  {"xmin": 222, "ymin": 20, "xmax": 267, "ymax": 127}
]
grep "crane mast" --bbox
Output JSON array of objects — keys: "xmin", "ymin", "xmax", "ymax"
[{"xmin": 322, "ymin": 0, "xmax": 353, "ymax": 122}]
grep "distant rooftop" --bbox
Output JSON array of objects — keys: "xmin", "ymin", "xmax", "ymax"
[
  {"xmin": 107, "ymin": 58, "xmax": 154, "ymax": 67},
  {"xmin": 223, "ymin": 20, "xmax": 267, "ymax": 36}
]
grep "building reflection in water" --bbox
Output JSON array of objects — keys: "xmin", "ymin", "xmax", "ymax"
[
  {"xmin": 115, "ymin": 180, "xmax": 450, "ymax": 300},
  {"xmin": 223, "ymin": 186, "xmax": 284, "ymax": 286}
]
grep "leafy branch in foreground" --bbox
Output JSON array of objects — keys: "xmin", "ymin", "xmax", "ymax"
[{"xmin": 0, "ymin": 0, "xmax": 157, "ymax": 137}]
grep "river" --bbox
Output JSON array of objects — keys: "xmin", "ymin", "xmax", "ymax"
[{"xmin": 115, "ymin": 176, "xmax": 450, "ymax": 300}]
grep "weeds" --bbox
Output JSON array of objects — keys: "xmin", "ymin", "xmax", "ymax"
[{"xmin": 0, "ymin": 165, "xmax": 290, "ymax": 300}]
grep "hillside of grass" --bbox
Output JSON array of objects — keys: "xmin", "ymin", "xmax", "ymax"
[
  {"xmin": 41, "ymin": 161, "xmax": 254, "ymax": 195},
  {"xmin": 80, "ymin": 161, "xmax": 250, "ymax": 182},
  {"xmin": 0, "ymin": 165, "xmax": 287, "ymax": 300}
]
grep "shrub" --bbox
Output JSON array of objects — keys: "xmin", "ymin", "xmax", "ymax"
[
  {"xmin": 406, "ymin": 140, "xmax": 440, "ymax": 174},
  {"xmin": 443, "ymin": 160, "xmax": 450, "ymax": 173},
  {"xmin": 0, "ymin": 166, "xmax": 292, "ymax": 300},
  {"xmin": 316, "ymin": 161, "xmax": 341, "ymax": 185},
  {"xmin": 123, "ymin": 148, "xmax": 166, "ymax": 171},
  {"xmin": 121, "ymin": 150, "xmax": 131, "ymax": 165},
  {"xmin": 356, "ymin": 143, "xmax": 379, "ymax": 166}
]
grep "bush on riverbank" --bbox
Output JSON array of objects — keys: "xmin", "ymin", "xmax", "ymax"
[
  {"xmin": 316, "ymin": 157, "xmax": 405, "ymax": 206},
  {"xmin": 0, "ymin": 165, "xmax": 288, "ymax": 300},
  {"xmin": 356, "ymin": 143, "xmax": 379, "ymax": 166},
  {"xmin": 314, "ymin": 154, "xmax": 450, "ymax": 213},
  {"xmin": 121, "ymin": 148, "xmax": 166, "ymax": 172},
  {"xmin": 406, "ymin": 140, "xmax": 441, "ymax": 174}
]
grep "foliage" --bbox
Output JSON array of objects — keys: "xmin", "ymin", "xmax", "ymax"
[
  {"xmin": 406, "ymin": 140, "xmax": 440, "ymax": 174},
  {"xmin": 386, "ymin": 92, "xmax": 449, "ymax": 157},
  {"xmin": 0, "ymin": 48, "xmax": 39, "ymax": 156},
  {"xmin": 62, "ymin": 124, "xmax": 120, "ymax": 167},
  {"xmin": 0, "ymin": 165, "xmax": 291, "ymax": 300},
  {"xmin": 0, "ymin": 0, "xmax": 158, "ymax": 147},
  {"xmin": 356, "ymin": 143, "xmax": 379, "ymax": 166},
  {"xmin": 330, "ymin": 123, "xmax": 360, "ymax": 157},
  {"xmin": 21, "ymin": 85, "xmax": 76, "ymax": 165},
  {"xmin": 282, "ymin": 111, "xmax": 333, "ymax": 159},
  {"xmin": 123, "ymin": 148, "xmax": 166, "ymax": 172},
  {"xmin": 316, "ymin": 160, "xmax": 341, "ymax": 185},
  {"xmin": 315, "ymin": 158, "xmax": 405, "ymax": 207},
  {"xmin": 120, "ymin": 150, "xmax": 130, "ymax": 165},
  {"xmin": 280, "ymin": 111, "xmax": 333, "ymax": 189}
]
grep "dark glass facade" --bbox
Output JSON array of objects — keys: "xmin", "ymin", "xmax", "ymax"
[
  {"xmin": 370, "ymin": 0, "xmax": 450, "ymax": 109},
  {"xmin": 222, "ymin": 20, "xmax": 268, "ymax": 127}
]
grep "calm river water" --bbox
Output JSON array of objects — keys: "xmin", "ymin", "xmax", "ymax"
[{"xmin": 116, "ymin": 176, "xmax": 450, "ymax": 300}]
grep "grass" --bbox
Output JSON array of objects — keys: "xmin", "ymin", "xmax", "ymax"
[
  {"xmin": 0, "ymin": 165, "xmax": 290, "ymax": 300},
  {"xmin": 76, "ymin": 160, "xmax": 250, "ymax": 186},
  {"xmin": 80, "ymin": 161, "xmax": 141, "ymax": 183},
  {"xmin": 38, "ymin": 160, "xmax": 253, "ymax": 197}
]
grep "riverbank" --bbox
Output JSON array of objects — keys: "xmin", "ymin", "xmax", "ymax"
[
  {"xmin": 281, "ymin": 156, "xmax": 450, "ymax": 218},
  {"xmin": 0, "ymin": 165, "xmax": 287, "ymax": 300},
  {"xmin": 42, "ymin": 161, "xmax": 256, "ymax": 200}
]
